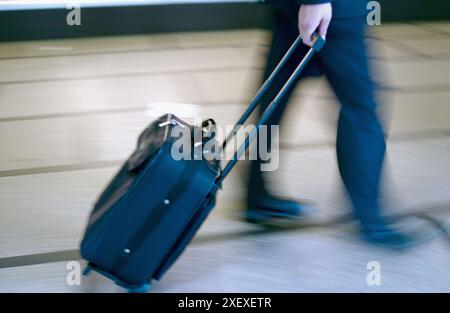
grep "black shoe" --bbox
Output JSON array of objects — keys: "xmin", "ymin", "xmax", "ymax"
[
  {"xmin": 360, "ymin": 223, "xmax": 413, "ymax": 250},
  {"xmin": 245, "ymin": 195, "xmax": 309, "ymax": 224}
]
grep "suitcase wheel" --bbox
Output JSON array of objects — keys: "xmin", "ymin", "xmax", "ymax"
[
  {"xmin": 127, "ymin": 283, "xmax": 151, "ymax": 293},
  {"xmin": 82, "ymin": 263, "xmax": 151, "ymax": 292},
  {"xmin": 82, "ymin": 265, "xmax": 92, "ymax": 276}
]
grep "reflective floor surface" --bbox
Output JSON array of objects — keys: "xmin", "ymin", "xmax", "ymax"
[{"xmin": 0, "ymin": 22, "xmax": 450, "ymax": 292}]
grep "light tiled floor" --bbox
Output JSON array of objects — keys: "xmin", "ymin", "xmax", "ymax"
[{"xmin": 0, "ymin": 22, "xmax": 450, "ymax": 292}]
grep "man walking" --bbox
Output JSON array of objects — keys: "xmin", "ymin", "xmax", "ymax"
[{"xmin": 246, "ymin": 0, "xmax": 410, "ymax": 248}]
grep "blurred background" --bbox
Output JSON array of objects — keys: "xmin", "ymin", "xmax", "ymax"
[{"xmin": 0, "ymin": 0, "xmax": 449, "ymax": 292}]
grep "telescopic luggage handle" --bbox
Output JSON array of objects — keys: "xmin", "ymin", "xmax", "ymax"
[{"xmin": 216, "ymin": 35, "xmax": 325, "ymax": 185}]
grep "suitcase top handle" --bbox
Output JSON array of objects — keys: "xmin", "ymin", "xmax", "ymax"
[{"xmin": 216, "ymin": 35, "xmax": 326, "ymax": 185}]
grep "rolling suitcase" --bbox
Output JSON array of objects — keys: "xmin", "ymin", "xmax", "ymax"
[{"xmin": 80, "ymin": 36, "xmax": 325, "ymax": 292}]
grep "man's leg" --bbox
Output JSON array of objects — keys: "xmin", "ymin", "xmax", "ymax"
[
  {"xmin": 246, "ymin": 9, "xmax": 309, "ymax": 221},
  {"xmin": 318, "ymin": 18, "xmax": 409, "ymax": 246}
]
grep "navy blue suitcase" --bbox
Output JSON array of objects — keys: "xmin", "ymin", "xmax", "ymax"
[{"xmin": 80, "ymin": 36, "xmax": 324, "ymax": 292}]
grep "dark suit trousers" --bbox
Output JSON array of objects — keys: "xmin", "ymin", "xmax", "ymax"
[{"xmin": 248, "ymin": 11, "xmax": 387, "ymax": 224}]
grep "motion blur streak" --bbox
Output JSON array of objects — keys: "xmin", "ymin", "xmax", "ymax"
[{"xmin": 0, "ymin": 12, "xmax": 449, "ymax": 292}]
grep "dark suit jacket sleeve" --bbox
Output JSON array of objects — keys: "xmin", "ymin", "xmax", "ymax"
[
  {"xmin": 267, "ymin": 0, "xmax": 367, "ymax": 19},
  {"xmin": 295, "ymin": 0, "xmax": 368, "ymax": 18}
]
